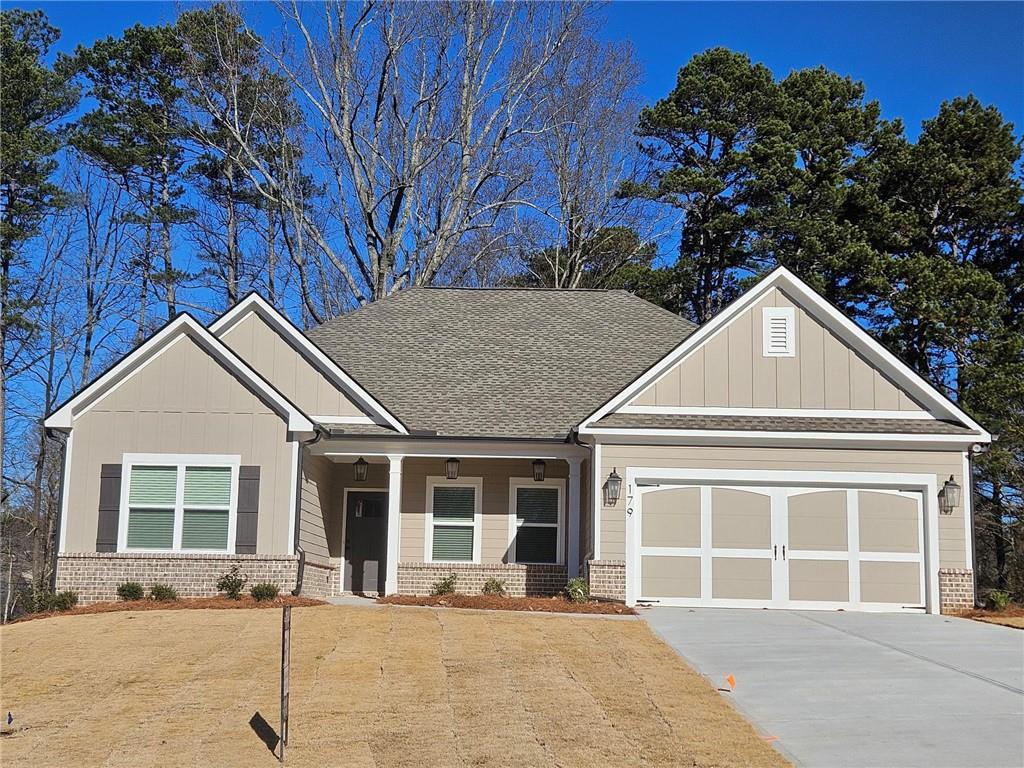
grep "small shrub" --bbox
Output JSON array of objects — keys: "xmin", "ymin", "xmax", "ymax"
[
  {"xmin": 216, "ymin": 565, "xmax": 248, "ymax": 600},
  {"xmin": 564, "ymin": 577, "xmax": 590, "ymax": 604},
  {"xmin": 481, "ymin": 577, "xmax": 506, "ymax": 596},
  {"xmin": 987, "ymin": 590, "xmax": 1012, "ymax": 611},
  {"xmin": 250, "ymin": 583, "xmax": 280, "ymax": 602},
  {"xmin": 430, "ymin": 573, "xmax": 458, "ymax": 596},
  {"xmin": 149, "ymin": 583, "xmax": 178, "ymax": 602},
  {"xmin": 34, "ymin": 590, "xmax": 79, "ymax": 612},
  {"xmin": 116, "ymin": 581, "xmax": 145, "ymax": 601}
]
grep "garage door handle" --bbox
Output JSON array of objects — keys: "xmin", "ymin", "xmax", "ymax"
[
  {"xmin": 773, "ymin": 545, "xmax": 777, "ymax": 560},
  {"xmin": 782, "ymin": 545, "xmax": 787, "ymax": 560}
]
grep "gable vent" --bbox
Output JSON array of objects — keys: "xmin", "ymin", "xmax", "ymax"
[{"xmin": 762, "ymin": 307, "xmax": 795, "ymax": 357}]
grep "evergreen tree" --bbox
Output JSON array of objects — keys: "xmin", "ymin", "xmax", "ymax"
[
  {"xmin": 66, "ymin": 23, "xmax": 191, "ymax": 335},
  {"xmin": 620, "ymin": 48, "xmax": 788, "ymax": 323}
]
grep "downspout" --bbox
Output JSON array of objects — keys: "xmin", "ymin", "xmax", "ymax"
[
  {"xmin": 969, "ymin": 448, "xmax": 978, "ymax": 607},
  {"xmin": 45, "ymin": 428, "xmax": 68, "ymax": 592},
  {"xmin": 291, "ymin": 426, "xmax": 327, "ymax": 596}
]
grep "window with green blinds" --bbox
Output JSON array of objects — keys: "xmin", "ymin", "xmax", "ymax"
[
  {"xmin": 432, "ymin": 525, "xmax": 474, "ymax": 561},
  {"xmin": 516, "ymin": 487, "xmax": 558, "ymax": 525},
  {"xmin": 123, "ymin": 459, "xmax": 236, "ymax": 552},
  {"xmin": 182, "ymin": 509, "xmax": 229, "ymax": 549},
  {"xmin": 128, "ymin": 466, "xmax": 177, "ymax": 506},
  {"xmin": 432, "ymin": 487, "xmax": 475, "ymax": 521},
  {"xmin": 127, "ymin": 508, "xmax": 175, "ymax": 549},
  {"xmin": 513, "ymin": 486, "xmax": 559, "ymax": 564},
  {"xmin": 184, "ymin": 466, "xmax": 231, "ymax": 506},
  {"xmin": 431, "ymin": 485, "xmax": 476, "ymax": 561}
]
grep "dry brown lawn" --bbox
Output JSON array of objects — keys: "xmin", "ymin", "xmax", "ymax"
[{"xmin": 1, "ymin": 604, "xmax": 787, "ymax": 767}]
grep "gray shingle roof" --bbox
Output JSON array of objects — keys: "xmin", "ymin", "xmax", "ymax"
[
  {"xmin": 307, "ymin": 288, "xmax": 696, "ymax": 439},
  {"xmin": 592, "ymin": 413, "xmax": 978, "ymax": 435}
]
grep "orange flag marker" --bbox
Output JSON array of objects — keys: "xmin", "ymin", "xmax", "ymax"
[{"xmin": 726, "ymin": 674, "xmax": 736, "ymax": 690}]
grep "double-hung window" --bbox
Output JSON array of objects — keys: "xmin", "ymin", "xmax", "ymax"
[
  {"xmin": 120, "ymin": 454, "xmax": 238, "ymax": 552},
  {"xmin": 426, "ymin": 478, "xmax": 481, "ymax": 563},
  {"xmin": 509, "ymin": 480, "xmax": 564, "ymax": 564}
]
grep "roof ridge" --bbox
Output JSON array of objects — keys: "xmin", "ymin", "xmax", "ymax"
[{"xmin": 419, "ymin": 285, "xmax": 615, "ymax": 293}]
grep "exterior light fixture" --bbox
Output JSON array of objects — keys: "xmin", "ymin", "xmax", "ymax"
[
  {"xmin": 532, "ymin": 459, "xmax": 546, "ymax": 482},
  {"xmin": 603, "ymin": 468, "xmax": 622, "ymax": 506},
  {"xmin": 445, "ymin": 457, "xmax": 460, "ymax": 480},
  {"xmin": 939, "ymin": 475, "xmax": 961, "ymax": 515},
  {"xmin": 353, "ymin": 457, "xmax": 369, "ymax": 482}
]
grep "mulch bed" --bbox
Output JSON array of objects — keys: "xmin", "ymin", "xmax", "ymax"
[
  {"xmin": 11, "ymin": 595, "xmax": 325, "ymax": 624},
  {"xmin": 378, "ymin": 593, "xmax": 635, "ymax": 615},
  {"xmin": 957, "ymin": 605, "xmax": 1024, "ymax": 629}
]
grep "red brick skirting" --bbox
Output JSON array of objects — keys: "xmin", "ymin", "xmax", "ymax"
[
  {"xmin": 55, "ymin": 553, "xmax": 335, "ymax": 604},
  {"xmin": 396, "ymin": 562, "xmax": 567, "ymax": 597},
  {"xmin": 586, "ymin": 560, "xmax": 626, "ymax": 602},
  {"xmin": 938, "ymin": 568, "xmax": 975, "ymax": 614}
]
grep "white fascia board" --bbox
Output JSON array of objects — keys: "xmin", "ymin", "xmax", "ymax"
[
  {"xmin": 45, "ymin": 313, "xmax": 314, "ymax": 433},
  {"xmin": 579, "ymin": 426, "xmax": 984, "ymax": 449},
  {"xmin": 210, "ymin": 294, "xmax": 408, "ymax": 434},
  {"xmin": 310, "ymin": 437, "xmax": 589, "ymax": 461},
  {"xmin": 578, "ymin": 266, "xmax": 991, "ymax": 441}
]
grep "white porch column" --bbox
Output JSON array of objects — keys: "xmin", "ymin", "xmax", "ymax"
[
  {"xmin": 567, "ymin": 457, "xmax": 582, "ymax": 578},
  {"xmin": 385, "ymin": 454, "xmax": 404, "ymax": 595}
]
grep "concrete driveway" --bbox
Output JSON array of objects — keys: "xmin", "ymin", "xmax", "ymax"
[{"xmin": 643, "ymin": 608, "xmax": 1024, "ymax": 768}]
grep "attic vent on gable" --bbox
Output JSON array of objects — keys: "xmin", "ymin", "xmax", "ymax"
[{"xmin": 762, "ymin": 307, "xmax": 795, "ymax": 357}]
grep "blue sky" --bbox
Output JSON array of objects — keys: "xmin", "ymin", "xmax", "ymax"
[{"xmin": 23, "ymin": 1, "xmax": 1024, "ymax": 139}]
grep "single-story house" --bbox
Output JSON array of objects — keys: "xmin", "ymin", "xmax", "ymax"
[{"xmin": 45, "ymin": 267, "xmax": 989, "ymax": 613}]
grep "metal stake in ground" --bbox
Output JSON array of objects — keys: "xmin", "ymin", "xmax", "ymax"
[{"xmin": 280, "ymin": 605, "xmax": 291, "ymax": 763}]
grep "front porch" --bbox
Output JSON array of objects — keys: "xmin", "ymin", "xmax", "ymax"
[{"xmin": 298, "ymin": 438, "xmax": 590, "ymax": 598}]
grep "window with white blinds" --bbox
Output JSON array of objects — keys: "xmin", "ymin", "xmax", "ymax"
[
  {"xmin": 762, "ymin": 307, "xmax": 796, "ymax": 357},
  {"xmin": 122, "ymin": 456, "xmax": 237, "ymax": 552},
  {"xmin": 510, "ymin": 482, "xmax": 563, "ymax": 564},
  {"xmin": 427, "ymin": 480, "xmax": 480, "ymax": 563}
]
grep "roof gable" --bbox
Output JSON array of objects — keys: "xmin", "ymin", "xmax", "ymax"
[
  {"xmin": 45, "ymin": 314, "xmax": 314, "ymax": 433},
  {"xmin": 210, "ymin": 294, "xmax": 407, "ymax": 434},
  {"xmin": 582, "ymin": 267, "xmax": 990, "ymax": 439}
]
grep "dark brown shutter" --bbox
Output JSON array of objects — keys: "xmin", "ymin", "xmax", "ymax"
[
  {"xmin": 235, "ymin": 465, "xmax": 260, "ymax": 554},
  {"xmin": 96, "ymin": 464, "xmax": 122, "ymax": 552}
]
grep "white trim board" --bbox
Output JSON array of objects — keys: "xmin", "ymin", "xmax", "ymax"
[
  {"xmin": 579, "ymin": 266, "xmax": 990, "ymax": 440},
  {"xmin": 210, "ymin": 294, "xmax": 407, "ymax": 434},
  {"xmin": 579, "ymin": 426, "xmax": 983, "ymax": 448},
  {"xmin": 44, "ymin": 313, "xmax": 314, "ymax": 433}
]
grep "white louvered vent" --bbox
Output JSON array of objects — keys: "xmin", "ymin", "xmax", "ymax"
[{"xmin": 762, "ymin": 307, "xmax": 795, "ymax": 357}]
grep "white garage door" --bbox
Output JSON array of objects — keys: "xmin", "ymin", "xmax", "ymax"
[{"xmin": 637, "ymin": 484, "xmax": 925, "ymax": 611}]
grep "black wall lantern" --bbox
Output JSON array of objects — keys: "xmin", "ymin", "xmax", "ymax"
[
  {"xmin": 445, "ymin": 457, "xmax": 460, "ymax": 480},
  {"xmin": 532, "ymin": 459, "xmax": 546, "ymax": 482},
  {"xmin": 603, "ymin": 468, "xmax": 622, "ymax": 506},
  {"xmin": 353, "ymin": 457, "xmax": 369, "ymax": 482},
  {"xmin": 939, "ymin": 474, "xmax": 961, "ymax": 515}
]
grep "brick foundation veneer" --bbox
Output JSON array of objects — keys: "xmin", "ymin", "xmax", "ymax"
[
  {"xmin": 586, "ymin": 560, "xmax": 626, "ymax": 601},
  {"xmin": 938, "ymin": 568, "xmax": 975, "ymax": 614},
  {"xmin": 298, "ymin": 560, "xmax": 336, "ymax": 598},
  {"xmin": 397, "ymin": 562, "xmax": 567, "ymax": 597},
  {"xmin": 56, "ymin": 553, "xmax": 301, "ymax": 604}
]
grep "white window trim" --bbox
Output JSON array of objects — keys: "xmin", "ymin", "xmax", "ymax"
[
  {"xmin": 762, "ymin": 306, "xmax": 795, "ymax": 357},
  {"xmin": 507, "ymin": 478, "xmax": 565, "ymax": 566},
  {"xmin": 424, "ymin": 476, "xmax": 483, "ymax": 564},
  {"xmin": 117, "ymin": 453, "xmax": 240, "ymax": 554}
]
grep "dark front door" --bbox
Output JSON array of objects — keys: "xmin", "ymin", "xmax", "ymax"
[{"xmin": 344, "ymin": 491, "xmax": 388, "ymax": 594}]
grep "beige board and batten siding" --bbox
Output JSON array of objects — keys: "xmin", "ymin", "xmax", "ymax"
[
  {"xmin": 219, "ymin": 310, "xmax": 367, "ymax": 418},
  {"xmin": 64, "ymin": 335, "xmax": 295, "ymax": 554},
  {"xmin": 599, "ymin": 445, "xmax": 967, "ymax": 569},
  {"xmin": 629, "ymin": 287, "xmax": 925, "ymax": 411},
  {"xmin": 399, "ymin": 458, "xmax": 569, "ymax": 564}
]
